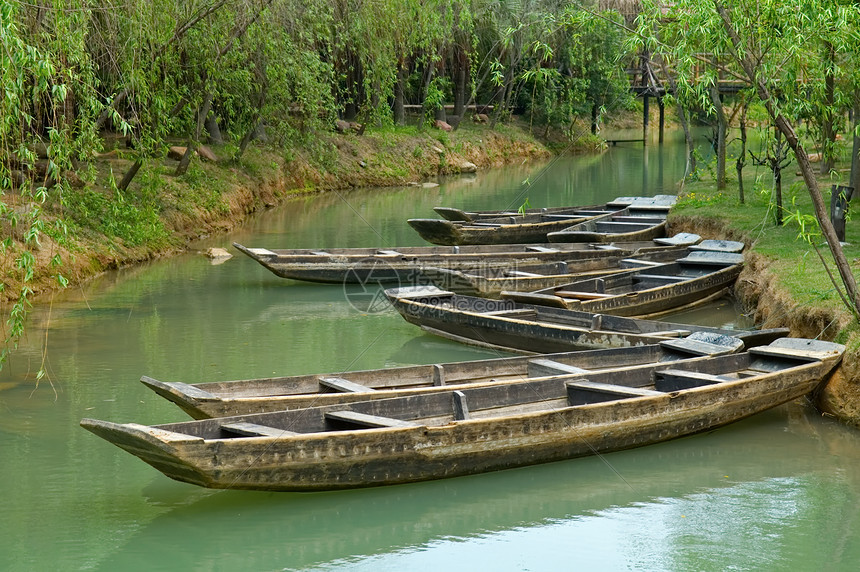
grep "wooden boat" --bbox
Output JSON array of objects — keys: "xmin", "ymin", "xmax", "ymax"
[
  {"xmin": 384, "ymin": 286, "xmax": 789, "ymax": 354},
  {"xmin": 80, "ymin": 337, "xmax": 844, "ymax": 491},
  {"xmin": 500, "ymin": 250, "xmax": 745, "ymax": 318},
  {"xmin": 232, "ymin": 233, "xmax": 703, "ymax": 285},
  {"xmin": 408, "ymin": 209, "xmax": 612, "ymax": 246},
  {"xmin": 547, "ymin": 209, "xmax": 671, "ymax": 243},
  {"xmin": 141, "ymin": 331, "xmax": 746, "ymax": 419},
  {"xmin": 433, "ymin": 194, "xmax": 678, "ymax": 222},
  {"xmin": 408, "ymin": 196, "xmax": 677, "ymax": 246},
  {"xmin": 420, "ymin": 239, "xmax": 744, "ymax": 298}
]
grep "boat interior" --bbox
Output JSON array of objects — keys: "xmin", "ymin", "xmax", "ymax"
[{"xmin": 146, "ymin": 347, "xmax": 812, "ymax": 441}]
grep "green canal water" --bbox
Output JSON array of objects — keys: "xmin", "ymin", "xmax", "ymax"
[{"xmin": 2, "ymin": 132, "xmax": 859, "ymax": 571}]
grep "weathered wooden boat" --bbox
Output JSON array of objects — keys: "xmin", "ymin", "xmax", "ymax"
[
  {"xmin": 500, "ymin": 250, "xmax": 745, "ymax": 318},
  {"xmin": 408, "ymin": 209, "xmax": 611, "ymax": 246},
  {"xmin": 434, "ymin": 195, "xmax": 678, "ymax": 222},
  {"xmin": 433, "ymin": 194, "xmax": 678, "ymax": 222},
  {"xmin": 409, "ymin": 197, "xmax": 676, "ymax": 246},
  {"xmin": 80, "ymin": 337, "xmax": 844, "ymax": 491},
  {"xmin": 420, "ymin": 239, "xmax": 744, "ymax": 298},
  {"xmin": 547, "ymin": 209, "xmax": 671, "ymax": 243},
  {"xmin": 232, "ymin": 233, "xmax": 703, "ymax": 285},
  {"xmin": 384, "ymin": 286, "xmax": 788, "ymax": 354},
  {"xmin": 141, "ymin": 332, "xmax": 745, "ymax": 419}
]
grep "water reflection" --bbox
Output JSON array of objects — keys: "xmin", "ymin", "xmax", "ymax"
[{"xmin": 89, "ymin": 403, "xmax": 860, "ymax": 571}]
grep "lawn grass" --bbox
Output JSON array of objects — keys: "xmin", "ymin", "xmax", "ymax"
[{"xmin": 669, "ymin": 157, "xmax": 860, "ymax": 351}]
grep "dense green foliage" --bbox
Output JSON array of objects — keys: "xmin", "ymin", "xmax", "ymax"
[
  {"xmin": 1, "ymin": 0, "xmax": 635, "ymax": 369},
  {"xmin": 6, "ymin": 0, "xmax": 860, "ymax": 371}
]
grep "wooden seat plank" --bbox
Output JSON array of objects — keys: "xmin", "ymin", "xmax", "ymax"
[
  {"xmin": 748, "ymin": 346, "xmax": 826, "ymax": 362},
  {"xmin": 621, "ymin": 259, "xmax": 667, "ymax": 267},
  {"xmin": 654, "ymin": 368, "xmax": 729, "ymax": 392},
  {"xmin": 528, "ymin": 358, "xmax": 591, "ymax": 377},
  {"xmin": 642, "ymin": 330, "xmax": 690, "ymax": 338},
  {"xmin": 325, "ymin": 410, "xmax": 418, "ymax": 429},
  {"xmin": 221, "ymin": 422, "xmax": 299, "ymax": 438},
  {"xmin": 634, "ymin": 274, "xmax": 686, "ymax": 283},
  {"xmin": 566, "ymin": 379, "xmax": 663, "ymax": 405},
  {"xmin": 525, "ymin": 246, "xmax": 561, "ymax": 253},
  {"xmin": 248, "ymin": 248, "xmax": 278, "ymax": 256},
  {"xmin": 319, "ymin": 377, "xmax": 376, "ymax": 393},
  {"xmin": 659, "ymin": 336, "xmax": 742, "ymax": 356},
  {"xmin": 677, "ymin": 252, "xmax": 744, "ymax": 266}
]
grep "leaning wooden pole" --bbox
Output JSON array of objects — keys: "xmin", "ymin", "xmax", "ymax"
[{"xmin": 714, "ymin": 2, "xmax": 860, "ymax": 319}]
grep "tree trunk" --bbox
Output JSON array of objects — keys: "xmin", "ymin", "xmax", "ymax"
[
  {"xmin": 658, "ymin": 59, "xmax": 696, "ymax": 179},
  {"xmin": 176, "ymin": 91, "xmax": 213, "ymax": 176},
  {"xmin": 117, "ymin": 160, "xmax": 142, "ymax": 192},
  {"xmin": 205, "ymin": 112, "xmax": 223, "ymax": 144},
  {"xmin": 736, "ymin": 104, "xmax": 747, "ymax": 204},
  {"xmin": 708, "ymin": 84, "xmax": 727, "ymax": 189},
  {"xmin": 420, "ymin": 58, "xmax": 436, "ymax": 125},
  {"xmin": 393, "ymin": 61, "xmax": 406, "ymax": 126},
  {"xmin": 773, "ymin": 129, "xmax": 784, "ymax": 226},
  {"xmin": 234, "ymin": 49, "xmax": 268, "ymax": 162},
  {"xmin": 453, "ymin": 47, "xmax": 467, "ymax": 119},
  {"xmin": 851, "ymin": 99, "xmax": 860, "ymax": 196},
  {"xmin": 822, "ymin": 41, "xmax": 836, "ymax": 175}
]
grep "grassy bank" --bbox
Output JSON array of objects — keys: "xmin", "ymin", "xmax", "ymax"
[
  {"xmin": 4, "ymin": 120, "xmax": 601, "ymax": 306},
  {"xmin": 666, "ymin": 160, "xmax": 860, "ymax": 425}
]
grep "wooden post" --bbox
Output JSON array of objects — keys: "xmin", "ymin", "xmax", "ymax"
[
  {"xmin": 830, "ymin": 184, "xmax": 854, "ymax": 243},
  {"xmin": 643, "ymin": 95, "xmax": 649, "ymax": 146}
]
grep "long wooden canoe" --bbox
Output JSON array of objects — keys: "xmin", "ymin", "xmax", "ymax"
[
  {"xmin": 407, "ymin": 209, "xmax": 613, "ymax": 246},
  {"xmin": 80, "ymin": 338, "xmax": 844, "ymax": 491},
  {"xmin": 232, "ymin": 233, "xmax": 703, "ymax": 285},
  {"xmin": 409, "ymin": 197, "xmax": 677, "ymax": 246},
  {"xmin": 500, "ymin": 250, "xmax": 745, "ymax": 318},
  {"xmin": 433, "ymin": 194, "xmax": 678, "ymax": 222},
  {"xmin": 384, "ymin": 285, "xmax": 788, "ymax": 354},
  {"xmin": 547, "ymin": 210, "xmax": 670, "ymax": 243},
  {"xmin": 419, "ymin": 239, "xmax": 744, "ymax": 298},
  {"xmin": 140, "ymin": 332, "xmax": 745, "ymax": 419}
]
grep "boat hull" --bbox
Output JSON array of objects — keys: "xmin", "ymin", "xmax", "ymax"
[
  {"xmin": 501, "ymin": 263, "xmax": 744, "ymax": 317},
  {"xmin": 419, "ymin": 247, "xmax": 691, "ymax": 298},
  {"xmin": 141, "ymin": 337, "xmax": 744, "ymax": 418},
  {"xmin": 80, "ymin": 345, "xmax": 842, "ymax": 491},
  {"xmin": 385, "ymin": 286, "xmax": 788, "ymax": 354},
  {"xmin": 233, "ymin": 242, "xmax": 676, "ymax": 285},
  {"xmin": 407, "ymin": 216, "xmax": 594, "ymax": 246}
]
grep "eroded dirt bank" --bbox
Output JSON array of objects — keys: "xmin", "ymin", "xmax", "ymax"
[
  {"xmin": 669, "ymin": 215, "xmax": 860, "ymax": 427},
  {"xmin": 2, "ymin": 126, "xmax": 554, "ymax": 306}
]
